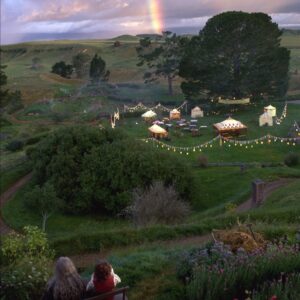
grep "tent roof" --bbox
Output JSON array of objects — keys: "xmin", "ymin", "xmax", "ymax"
[
  {"xmin": 148, "ymin": 124, "xmax": 167, "ymax": 134},
  {"xmin": 264, "ymin": 105, "xmax": 276, "ymax": 110},
  {"xmin": 214, "ymin": 117, "xmax": 247, "ymax": 130},
  {"xmin": 142, "ymin": 110, "xmax": 157, "ymax": 118},
  {"xmin": 192, "ymin": 106, "xmax": 202, "ymax": 111},
  {"xmin": 170, "ymin": 109, "xmax": 180, "ymax": 113}
]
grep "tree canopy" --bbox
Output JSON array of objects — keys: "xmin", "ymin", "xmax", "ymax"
[
  {"xmin": 179, "ymin": 12, "xmax": 290, "ymax": 101},
  {"xmin": 51, "ymin": 61, "xmax": 73, "ymax": 78},
  {"xmin": 137, "ymin": 32, "xmax": 187, "ymax": 95},
  {"xmin": 72, "ymin": 53, "xmax": 90, "ymax": 78},
  {"xmin": 89, "ymin": 54, "xmax": 110, "ymax": 84},
  {"xmin": 30, "ymin": 126, "xmax": 194, "ymax": 215}
]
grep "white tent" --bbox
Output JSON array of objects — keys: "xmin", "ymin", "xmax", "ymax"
[
  {"xmin": 169, "ymin": 109, "xmax": 181, "ymax": 120},
  {"xmin": 191, "ymin": 106, "xmax": 204, "ymax": 118},
  {"xmin": 213, "ymin": 117, "xmax": 247, "ymax": 136},
  {"xmin": 142, "ymin": 110, "xmax": 157, "ymax": 120},
  {"xmin": 148, "ymin": 124, "xmax": 168, "ymax": 138},
  {"xmin": 264, "ymin": 105, "xmax": 276, "ymax": 117},
  {"xmin": 259, "ymin": 112, "xmax": 273, "ymax": 127}
]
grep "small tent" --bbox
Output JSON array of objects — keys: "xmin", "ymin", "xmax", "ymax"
[
  {"xmin": 213, "ymin": 117, "xmax": 247, "ymax": 137},
  {"xmin": 170, "ymin": 109, "xmax": 181, "ymax": 120},
  {"xmin": 148, "ymin": 124, "xmax": 168, "ymax": 139},
  {"xmin": 191, "ymin": 106, "xmax": 204, "ymax": 118},
  {"xmin": 264, "ymin": 105, "xmax": 276, "ymax": 117},
  {"xmin": 259, "ymin": 112, "xmax": 273, "ymax": 127},
  {"xmin": 142, "ymin": 110, "xmax": 157, "ymax": 121}
]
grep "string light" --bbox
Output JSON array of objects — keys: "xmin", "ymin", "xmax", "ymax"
[{"xmin": 142, "ymin": 134, "xmax": 299, "ymax": 154}]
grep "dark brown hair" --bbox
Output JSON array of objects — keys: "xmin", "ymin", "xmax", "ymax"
[{"xmin": 94, "ymin": 261, "xmax": 112, "ymax": 281}]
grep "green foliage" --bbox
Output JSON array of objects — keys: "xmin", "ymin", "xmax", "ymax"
[
  {"xmin": 0, "ymin": 226, "xmax": 53, "ymax": 300},
  {"xmin": 6, "ymin": 139, "xmax": 24, "ymax": 152},
  {"xmin": 6, "ymin": 90, "xmax": 24, "ymax": 114},
  {"xmin": 137, "ymin": 31, "xmax": 187, "ymax": 95},
  {"xmin": 51, "ymin": 61, "xmax": 73, "ymax": 78},
  {"xmin": 30, "ymin": 126, "xmax": 194, "ymax": 215},
  {"xmin": 197, "ymin": 154, "xmax": 208, "ymax": 168},
  {"xmin": 0, "ymin": 57, "xmax": 9, "ymax": 107},
  {"xmin": 180, "ymin": 12, "xmax": 290, "ymax": 101},
  {"xmin": 72, "ymin": 52, "xmax": 90, "ymax": 78},
  {"xmin": 182, "ymin": 242, "xmax": 300, "ymax": 300},
  {"xmin": 89, "ymin": 54, "xmax": 110, "ymax": 83},
  {"xmin": 284, "ymin": 152, "xmax": 300, "ymax": 166},
  {"xmin": 24, "ymin": 183, "xmax": 61, "ymax": 231},
  {"xmin": 1, "ymin": 226, "xmax": 53, "ymax": 265}
]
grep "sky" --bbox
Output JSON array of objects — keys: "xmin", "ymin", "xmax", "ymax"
[{"xmin": 1, "ymin": 0, "xmax": 300, "ymax": 44}]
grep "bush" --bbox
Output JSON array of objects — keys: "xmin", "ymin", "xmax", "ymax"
[
  {"xmin": 125, "ymin": 181, "xmax": 190, "ymax": 227},
  {"xmin": 0, "ymin": 226, "xmax": 53, "ymax": 300},
  {"xmin": 182, "ymin": 242, "xmax": 300, "ymax": 300},
  {"xmin": 25, "ymin": 133, "xmax": 48, "ymax": 146},
  {"xmin": 197, "ymin": 154, "xmax": 208, "ymax": 168},
  {"xmin": 284, "ymin": 152, "xmax": 299, "ymax": 167},
  {"xmin": 30, "ymin": 126, "xmax": 195, "ymax": 215},
  {"xmin": 6, "ymin": 140, "xmax": 24, "ymax": 152}
]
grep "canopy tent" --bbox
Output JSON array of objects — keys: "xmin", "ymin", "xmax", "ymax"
[
  {"xmin": 142, "ymin": 110, "xmax": 157, "ymax": 121},
  {"xmin": 170, "ymin": 109, "xmax": 181, "ymax": 120},
  {"xmin": 264, "ymin": 105, "xmax": 276, "ymax": 117},
  {"xmin": 191, "ymin": 106, "xmax": 204, "ymax": 118},
  {"xmin": 259, "ymin": 112, "xmax": 273, "ymax": 127},
  {"xmin": 218, "ymin": 98, "xmax": 250, "ymax": 105},
  {"xmin": 148, "ymin": 124, "xmax": 168, "ymax": 139},
  {"xmin": 213, "ymin": 117, "xmax": 247, "ymax": 137}
]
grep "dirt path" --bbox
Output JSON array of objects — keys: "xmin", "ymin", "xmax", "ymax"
[
  {"xmin": 237, "ymin": 178, "xmax": 293, "ymax": 213},
  {"xmin": 0, "ymin": 172, "xmax": 33, "ymax": 235},
  {"xmin": 71, "ymin": 234, "xmax": 211, "ymax": 269}
]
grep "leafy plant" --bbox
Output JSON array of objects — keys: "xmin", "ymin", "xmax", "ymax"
[
  {"xmin": 284, "ymin": 152, "xmax": 299, "ymax": 166},
  {"xmin": 6, "ymin": 139, "xmax": 24, "ymax": 152}
]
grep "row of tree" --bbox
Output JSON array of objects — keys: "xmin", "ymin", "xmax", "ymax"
[
  {"xmin": 137, "ymin": 12, "xmax": 290, "ymax": 100},
  {"xmin": 51, "ymin": 53, "xmax": 110, "ymax": 84}
]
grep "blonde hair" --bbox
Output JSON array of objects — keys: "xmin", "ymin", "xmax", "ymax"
[{"xmin": 49, "ymin": 257, "xmax": 85, "ymax": 300}]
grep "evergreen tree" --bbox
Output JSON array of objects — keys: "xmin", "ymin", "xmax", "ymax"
[
  {"xmin": 179, "ymin": 12, "xmax": 290, "ymax": 101},
  {"xmin": 89, "ymin": 54, "xmax": 110, "ymax": 84},
  {"xmin": 72, "ymin": 53, "xmax": 90, "ymax": 78},
  {"xmin": 136, "ymin": 32, "xmax": 187, "ymax": 96},
  {"xmin": 0, "ymin": 63, "xmax": 9, "ymax": 107}
]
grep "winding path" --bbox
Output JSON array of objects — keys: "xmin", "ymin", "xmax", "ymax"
[{"xmin": 0, "ymin": 172, "xmax": 32, "ymax": 235}]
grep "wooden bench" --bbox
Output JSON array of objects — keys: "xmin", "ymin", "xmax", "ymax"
[{"xmin": 85, "ymin": 287, "xmax": 129, "ymax": 300}]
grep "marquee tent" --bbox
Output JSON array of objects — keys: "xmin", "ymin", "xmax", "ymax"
[
  {"xmin": 142, "ymin": 110, "xmax": 157, "ymax": 121},
  {"xmin": 259, "ymin": 112, "xmax": 273, "ymax": 127},
  {"xmin": 148, "ymin": 124, "xmax": 168, "ymax": 139},
  {"xmin": 170, "ymin": 109, "xmax": 181, "ymax": 120},
  {"xmin": 213, "ymin": 117, "xmax": 247, "ymax": 136},
  {"xmin": 191, "ymin": 106, "xmax": 204, "ymax": 118},
  {"xmin": 264, "ymin": 105, "xmax": 276, "ymax": 117}
]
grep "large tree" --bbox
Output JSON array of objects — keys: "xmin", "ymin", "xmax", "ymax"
[
  {"xmin": 179, "ymin": 12, "xmax": 290, "ymax": 101},
  {"xmin": 0, "ymin": 62, "xmax": 9, "ymax": 107},
  {"xmin": 72, "ymin": 53, "xmax": 90, "ymax": 78},
  {"xmin": 89, "ymin": 54, "xmax": 110, "ymax": 84},
  {"xmin": 137, "ymin": 32, "xmax": 187, "ymax": 96}
]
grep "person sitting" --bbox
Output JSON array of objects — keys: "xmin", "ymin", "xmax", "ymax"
[
  {"xmin": 86, "ymin": 260, "xmax": 121, "ymax": 299},
  {"xmin": 42, "ymin": 256, "xmax": 86, "ymax": 300}
]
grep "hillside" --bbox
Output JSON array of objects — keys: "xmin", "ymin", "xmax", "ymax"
[{"xmin": 1, "ymin": 32, "xmax": 300, "ymax": 104}]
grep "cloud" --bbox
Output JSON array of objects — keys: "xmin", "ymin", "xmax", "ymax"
[{"xmin": 1, "ymin": 0, "xmax": 300, "ymax": 44}]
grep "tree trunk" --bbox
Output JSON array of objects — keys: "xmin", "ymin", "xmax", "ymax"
[
  {"xmin": 167, "ymin": 75, "xmax": 173, "ymax": 96},
  {"xmin": 42, "ymin": 214, "xmax": 48, "ymax": 232}
]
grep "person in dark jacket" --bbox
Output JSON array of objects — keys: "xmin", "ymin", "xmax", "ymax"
[{"xmin": 42, "ymin": 257, "xmax": 86, "ymax": 300}]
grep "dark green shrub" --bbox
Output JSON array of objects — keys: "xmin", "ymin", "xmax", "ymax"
[
  {"xmin": 6, "ymin": 140, "xmax": 24, "ymax": 151},
  {"xmin": 31, "ymin": 126, "xmax": 195, "ymax": 215},
  {"xmin": 25, "ymin": 133, "xmax": 48, "ymax": 145},
  {"xmin": 284, "ymin": 152, "xmax": 299, "ymax": 166},
  {"xmin": 197, "ymin": 154, "xmax": 208, "ymax": 168}
]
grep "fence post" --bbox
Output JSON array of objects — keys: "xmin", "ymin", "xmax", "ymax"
[{"xmin": 252, "ymin": 179, "xmax": 265, "ymax": 206}]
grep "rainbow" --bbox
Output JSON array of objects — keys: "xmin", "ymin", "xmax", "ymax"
[{"xmin": 148, "ymin": 0, "xmax": 164, "ymax": 34}]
